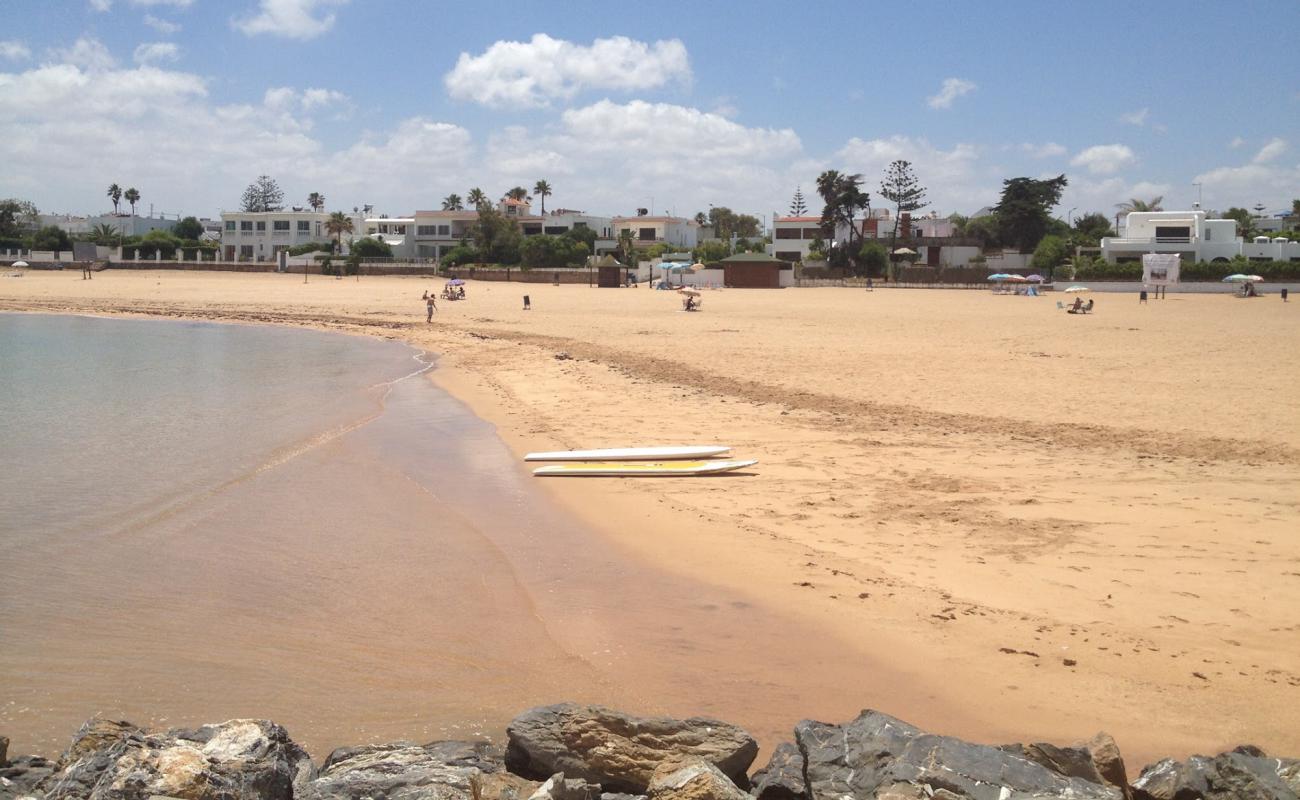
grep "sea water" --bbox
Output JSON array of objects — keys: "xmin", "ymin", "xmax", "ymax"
[{"xmin": 0, "ymin": 313, "xmax": 880, "ymax": 757}]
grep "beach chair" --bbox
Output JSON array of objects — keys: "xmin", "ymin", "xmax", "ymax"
[{"xmin": 1056, "ymin": 301, "xmax": 1064, "ymax": 309}]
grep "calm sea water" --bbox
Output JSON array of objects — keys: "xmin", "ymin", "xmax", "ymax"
[{"xmin": 0, "ymin": 313, "xmax": 878, "ymax": 759}]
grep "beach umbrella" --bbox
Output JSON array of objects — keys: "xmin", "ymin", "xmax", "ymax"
[
  {"xmin": 1004, "ymin": 274, "xmax": 1028, "ymax": 282},
  {"xmin": 1064, "ymin": 286, "xmax": 1090, "ymax": 293},
  {"xmin": 1025, "ymin": 274, "xmax": 1045, "ymax": 282},
  {"xmin": 677, "ymin": 288, "xmax": 701, "ymax": 297},
  {"xmin": 12, "ymin": 260, "xmax": 28, "ymax": 267},
  {"xmin": 690, "ymin": 263, "xmax": 706, "ymax": 272},
  {"xmin": 987, "ymin": 273, "xmax": 1012, "ymax": 281},
  {"xmin": 447, "ymin": 278, "xmax": 466, "ymax": 286},
  {"xmin": 893, "ymin": 247, "xmax": 918, "ymax": 256}
]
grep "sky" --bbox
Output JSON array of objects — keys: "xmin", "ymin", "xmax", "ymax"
[{"xmin": 2, "ymin": 0, "xmax": 1298, "ymax": 224}]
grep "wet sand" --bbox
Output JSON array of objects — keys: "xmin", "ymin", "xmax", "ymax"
[{"xmin": 1, "ymin": 271, "xmax": 1298, "ymax": 767}]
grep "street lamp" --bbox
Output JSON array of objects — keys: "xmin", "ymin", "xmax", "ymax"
[{"xmin": 1066, "ymin": 207, "xmax": 1077, "ymax": 228}]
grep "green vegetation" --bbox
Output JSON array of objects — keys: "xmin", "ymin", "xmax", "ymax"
[
  {"xmin": 858, "ymin": 242, "xmax": 888, "ymax": 276},
  {"xmin": 325, "ymin": 211, "xmax": 353, "ymax": 252},
  {"xmin": 1071, "ymin": 257, "xmax": 1300, "ymax": 282},
  {"xmin": 241, "ymin": 175, "xmax": 284, "ymax": 212},
  {"xmin": 123, "ymin": 187, "xmax": 140, "ymax": 216},
  {"xmin": 288, "ymin": 242, "xmax": 331, "ymax": 256},
  {"xmin": 350, "ymin": 237, "xmax": 393, "ymax": 258},
  {"xmin": 519, "ymin": 234, "xmax": 588, "ymax": 268},
  {"xmin": 533, "ymin": 180, "xmax": 552, "ymax": 214},
  {"xmin": 994, "ymin": 175, "xmax": 1068, "ymax": 252},
  {"xmin": 172, "ymin": 216, "xmax": 204, "ymax": 240},
  {"xmin": 880, "ymin": 159, "xmax": 928, "ymax": 261},
  {"xmin": 1030, "ymin": 234, "xmax": 1068, "ymax": 273},
  {"xmin": 31, "ymin": 225, "xmax": 72, "ymax": 252}
]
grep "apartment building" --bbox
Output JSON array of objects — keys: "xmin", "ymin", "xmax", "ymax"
[
  {"xmin": 770, "ymin": 216, "xmax": 824, "ymax": 262},
  {"xmin": 219, "ymin": 210, "xmax": 342, "ymax": 261},
  {"xmin": 611, "ymin": 215, "xmax": 699, "ymax": 249},
  {"xmin": 1101, "ymin": 209, "xmax": 1300, "ymax": 263}
]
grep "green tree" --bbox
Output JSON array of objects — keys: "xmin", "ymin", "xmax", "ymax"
[
  {"xmin": 505, "ymin": 186, "xmax": 529, "ymax": 202},
  {"xmin": 89, "ymin": 222, "xmax": 121, "ymax": 245},
  {"xmin": 326, "ymin": 211, "xmax": 353, "ymax": 252},
  {"xmin": 241, "ymin": 175, "xmax": 284, "ymax": 212},
  {"xmin": 789, "ymin": 186, "xmax": 808, "ymax": 216},
  {"xmin": 1222, "ymin": 207, "xmax": 1256, "ymax": 239},
  {"xmin": 470, "ymin": 206, "xmax": 522, "ymax": 264},
  {"xmin": 617, "ymin": 228, "xmax": 636, "ymax": 266},
  {"xmin": 815, "ymin": 170, "xmax": 871, "ymax": 254},
  {"xmin": 964, "ymin": 215, "xmax": 1001, "ymax": 249},
  {"xmin": 32, "ymin": 225, "xmax": 72, "ymax": 251},
  {"xmin": 1116, "ymin": 196, "xmax": 1164, "ymax": 214},
  {"xmin": 441, "ymin": 245, "xmax": 479, "ymax": 267},
  {"xmin": 1291, "ymin": 198, "xmax": 1300, "ymax": 217},
  {"xmin": 533, "ymin": 180, "xmax": 552, "ymax": 214},
  {"xmin": 563, "ymin": 225, "xmax": 597, "ymax": 252},
  {"xmin": 467, "ymin": 188, "xmax": 488, "ymax": 210},
  {"xmin": 879, "ymin": 159, "xmax": 928, "ymax": 264},
  {"xmin": 693, "ymin": 211, "xmax": 708, "ymax": 225},
  {"xmin": 858, "ymin": 241, "xmax": 888, "ymax": 277},
  {"xmin": 140, "ymin": 228, "xmax": 182, "ymax": 256},
  {"xmin": 0, "ymin": 198, "xmax": 39, "ymax": 239},
  {"xmin": 107, "ymin": 184, "xmax": 122, "ymax": 215},
  {"xmin": 442, "ymin": 194, "xmax": 463, "ymax": 211},
  {"xmin": 307, "ymin": 192, "xmax": 325, "ymax": 212},
  {"xmin": 124, "ymin": 187, "xmax": 141, "ymax": 216},
  {"xmin": 350, "ymin": 237, "xmax": 393, "ymax": 258},
  {"xmin": 1030, "ymin": 234, "xmax": 1068, "ymax": 276},
  {"xmin": 993, "ymin": 175, "xmax": 1067, "ymax": 252},
  {"xmin": 172, "ymin": 216, "xmax": 204, "ymax": 241},
  {"xmin": 948, "ymin": 213, "xmax": 969, "ymax": 236},
  {"xmin": 1071, "ymin": 212, "xmax": 1114, "ymax": 246}
]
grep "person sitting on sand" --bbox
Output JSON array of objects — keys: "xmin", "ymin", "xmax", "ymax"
[
  {"xmin": 1069, "ymin": 297, "xmax": 1084, "ymax": 313},
  {"xmin": 458, "ymin": 286, "xmax": 466, "ymax": 299},
  {"xmin": 1085, "ymin": 299, "xmax": 1094, "ymax": 313},
  {"xmin": 685, "ymin": 296, "xmax": 697, "ymax": 311}
]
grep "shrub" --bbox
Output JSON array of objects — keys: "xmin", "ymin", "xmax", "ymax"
[
  {"xmin": 288, "ymin": 242, "xmax": 330, "ymax": 256},
  {"xmin": 441, "ymin": 245, "xmax": 479, "ymax": 267},
  {"xmin": 858, "ymin": 242, "xmax": 888, "ymax": 276},
  {"xmin": 31, "ymin": 225, "xmax": 72, "ymax": 251},
  {"xmin": 349, "ymin": 237, "xmax": 393, "ymax": 258}
]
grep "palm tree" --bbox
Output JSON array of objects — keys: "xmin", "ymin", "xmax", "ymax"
[
  {"xmin": 107, "ymin": 184, "xmax": 122, "ymax": 215},
  {"xmin": 533, "ymin": 180, "xmax": 552, "ymax": 214},
  {"xmin": 90, "ymin": 222, "xmax": 120, "ymax": 245},
  {"xmin": 1116, "ymin": 196, "xmax": 1164, "ymax": 213},
  {"xmin": 307, "ymin": 192, "xmax": 325, "ymax": 212},
  {"xmin": 124, "ymin": 187, "xmax": 141, "ymax": 216},
  {"xmin": 442, "ymin": 194, "xmax": 464, "ymax": 211},
  {"xmin": 467, "ymin": 188, "xmax": 488, "ymax": 210},
  {"xmin": 505, "ymin": 186, "xmax": 529, "ymax": 202},
  {"xmin": 693, "ymin": 211, "xmax": 708, "ymax": 225},
  {"xmin": 325, "ymin": 211, "xmax": 353, "ymax": 253}
]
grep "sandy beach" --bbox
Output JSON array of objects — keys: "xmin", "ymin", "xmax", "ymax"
[{"xmin": 2, "ymin": 269, "xmax": 1297, "ymax": 766}]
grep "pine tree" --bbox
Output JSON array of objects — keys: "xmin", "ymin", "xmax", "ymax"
[
  {"xmin": 790, "ymin": 186, "xmax": 808, "ymax": 216},
  {"xmin": 240, "ymin": 175, "xmax": 285, "ymax": 213}
]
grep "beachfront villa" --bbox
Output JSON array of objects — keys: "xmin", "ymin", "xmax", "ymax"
[
  {"xmin": 1102, "ymin": 209, "xmax": 1300, "ymax": 263},
  {"xmin": 404, "ymin": 203, "xmax": 618, "ymax": 260},
  {"xmin": 218, "ymin": 210, "xmax": 362, "ymax": 261},
  {"xmin": 612, "ymin": 215, "xmax": 699, "ymax": 250}
]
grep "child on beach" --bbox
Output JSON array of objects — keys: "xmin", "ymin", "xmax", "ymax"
[{"xmin": 425, "ymin": 292, "xmax": 437, "ymax": 322}]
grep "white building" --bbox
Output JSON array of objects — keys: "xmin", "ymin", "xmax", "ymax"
[
  {"xmin": 219, "ymin": 210, "xmax": 368, "ymax": 261},
  {"xmin": 360, "ymin": 216, "xmax": 416, "ymax": 258},
  {"xmin": 409, "ymin": 209, "xmax": 479, "ymax": 259},
  {"xmin": 1102, "ymin": 209, "xmax": 1300, "ymax": 263},
  {"xmin": 38, "ymin": 213, "xmax": 175, "ymax": 237},
  {"xmin": 612, "ymin": 215, "xmax": 699, "ymax": 249},
  {"xmin": 524, "ymin": 209, "xmax": 615, "ymax": 253},
  {"xmin": 770, "ymin": 216, "xmax": 824, "ymax": 262}
]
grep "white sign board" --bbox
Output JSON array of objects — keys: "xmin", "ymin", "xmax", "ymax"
[{"xmin": 1142, "ymin": 253, "xmax": 1180, "ymax": 285}]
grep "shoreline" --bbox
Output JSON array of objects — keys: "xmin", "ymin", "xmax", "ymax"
[{"xmin": 2, "ymin": 272, "xmax": 1298, "ymax": 767}]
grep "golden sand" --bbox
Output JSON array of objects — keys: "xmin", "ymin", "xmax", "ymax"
[{"xmin": 3, "ymin": 270, "xmax": 1297, "ymax": 766}]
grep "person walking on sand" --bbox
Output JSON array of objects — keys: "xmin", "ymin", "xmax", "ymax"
[{"xmin": 425, "ymin": 291, "xmax": 437, "ymax": 322}]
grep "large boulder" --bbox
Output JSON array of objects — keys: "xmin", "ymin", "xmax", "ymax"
[
  {"xmin": 748, "ymin": 743, "xmax": 804, "ymax": 800},
  {"xmin": 505, "ymin": 705, "xmax": 758, "ymax": 794},
  {"xmin": 1131, "ymin": 747, "xmax": 1300, "ymax": 800},
  {"xmin": 39, "ymin": 718, "xmax": 313, "ymax": 800},
  {"xmin": 648, "ymin": 761, "xmax": 748, "ymax": 800},
  {"xmin": 1, "ymin": 755, "xmax": 56, "ymax": 800},
  {"xmin": 795, "ymin": 710, "xmax": 1123, "ymax": 800},
  {"xmin": 310, "ymin": 740, "xmax": 502, "ymax": 800}
]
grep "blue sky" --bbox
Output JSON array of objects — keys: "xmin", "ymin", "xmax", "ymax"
[{"xmin": 2, "ymin": 0, "xmax": 1298, "ymax": 222}]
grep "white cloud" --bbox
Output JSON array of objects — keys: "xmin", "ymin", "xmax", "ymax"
[
  {"xmin": 1119, "ymin": 107, "xmax": 1149, "ymax": 126},
  {"xmin": 262, "ymin": 85, "xmax": 350, "ymax": 116},
  {"xmin": 1229, "ymin": 136, "xmax": 1245, "ymax": 149},
  {"xmin": 133, "ymin": 42, "xmax": 180, "ymax": 65},
  {"xmin": 1070, "ymin": 144, "xmax": 1136, "ymax": 175},
  {"xmin": 1193, "ymin": 160, "xmax": 1300, "ymax": 212},
  {"xmin": 233, "ymin": 0, "xmax": 346, "ymax": 40},
  {"xmin": 0, "ymin": 40, "xmax": 32, "ymax": 61},
  {"xmin": 1060, "ymin": 178, "xmax": 1170, "ymax": 218},
  {"xmin": 131, "ymin": 0, "xmax": 193, "ymax": 6},
  {"xmin": 444, "ymin": 34, "xmax": 691, "ymax": 109},
  {"xmin": 926, "ymin": 77, "xmax": 976, "ymax": 110},
  {"xmin": 1252, "ymin": 137, "xmax": 1287, "ymax": 164},
  {"xmin": 835, "ymin": 135, "xmax": 991, "ymax": 212},
  {"xmin": 48, "ymin": 37, "xmax": 117, "ymax": 71},
  {"xmin": 1020, "ymin": 142, "xmax": 1067, "ymax": 159},
  {"xmin": 89, "ymin": 0, "xmax": 112, "ymax": 10},
  {"xmin": 143, "ymin": 14, "xmax": 181, "ymax": 34}
]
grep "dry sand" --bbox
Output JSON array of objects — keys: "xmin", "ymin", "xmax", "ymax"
[{"xmin": 2, "ymin": 269, "xmax": 1298, "ymax": 767}]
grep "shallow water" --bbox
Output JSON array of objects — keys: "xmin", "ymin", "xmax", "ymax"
[{"xmin": 0, "ymin": 314, "xmax": 878, "ymax": 757}]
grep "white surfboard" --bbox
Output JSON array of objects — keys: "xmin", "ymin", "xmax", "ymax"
[
  {"xmin": 533, "ymin": 459, "xmax": 757, "ymax": 477},
  {"xmin": 524, "ymin": 445, "xmax": 731, "ymax": 462}
]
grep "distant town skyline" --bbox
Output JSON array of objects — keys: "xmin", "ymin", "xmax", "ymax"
[{"xmin": 2, "ymin": 0, "xmax": 1298, "ymax": 221}]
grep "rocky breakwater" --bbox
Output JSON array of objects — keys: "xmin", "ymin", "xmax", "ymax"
[{"xmin": 1, "ymin": 703, "xmax": 1297, "ymax": 800}]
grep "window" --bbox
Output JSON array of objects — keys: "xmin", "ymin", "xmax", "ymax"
[
  {"xmin": 775, "ymin": 228, "xmax": 801, "ymax": 240},
  {"xmin": 438, "ymin": 225, "xmax": 450, "ymax": 236},
  {"xmin": 1154, "ymin": 226, "xmax": 1190, "ymax": 240},
  {"xmin": 394, "ymin": 225, "xmax": 407, "ymax": 235},
  {"xmin": 239, "ymin": 245, "xmax": 254, "ymax": 258},
  {"xmin": 417, "ymin": 225, "xmax": 437, "ymax": 236},
  {"xmin": 638, "ymin": 227, "xmax": 656, "ymax": 241},
  {"xmin": 573, "ymin": 221, "xmax": 588, "ymax": 229},
  {"xmin": 1205, "ymin": 228, "xmax": 1211, "ymax": 241},
  {"xmin": 256, "ymin": 221, "xmax": 266, "ymax": 232},
  {"xmin": 273, "ymin": 220, "xmax": 290, "ymax": 232},
  {"xmin": 775, "ymin": 251, "xmax": 802, "ymax": 261},
  {"xmin": 297, "ymin": 221, "xmax": 310, "ymax": 233},
  {"xmin": 544, "ymin": 226, "xmax": 567, "ymax": 235},
  {"xmin": 225, "ymin": 221, "xmax": 236, "ymax": 232},
  {"xmin": 803, "ymin": 228, "xmax": 822, "ymax": 239},
  {"xmin": 240, "ymin": 221, "xmax": 253, "ymax": 232}
]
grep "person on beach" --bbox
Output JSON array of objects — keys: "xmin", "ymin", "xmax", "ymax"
[
  {"xmin": 1283, "ymin": 288, "xmax": 1289, "ymax": 302},
  {"xmin": 425, "ymin": 292, "xmax": 437, "ymax": 322},
  {"xmin": 1140, "ymin": 288, "xmax": 1148, "ymax": 304}
]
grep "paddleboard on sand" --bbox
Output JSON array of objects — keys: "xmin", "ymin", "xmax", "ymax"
[
  {"xmin": 524, "ymin": 445, "xmax": 730, "ymax": 462},
  {"xmin": 533, "ymin": 459, "xmax": 757, "ymax": 477}
]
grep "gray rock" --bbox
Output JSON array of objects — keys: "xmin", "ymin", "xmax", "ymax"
[
  {"xmin": 795, "ymin": 710, "xmax": 1122, "ymax": 800},
  {"xmin": 40, "ymin": 718, "xmax": 312, "ymax": 800},
  {"xmin": 999, "ymin": 742, "xmax": 1107, "ymax": 784},
  {"xmin": 648, "ymin": 761, "xmax": 748, "ymax": 800},
  {"xmin": 473, "ymin": 770, "xmax": 541, "ymax": 800},
  {"xmin": 1131, "ymin": 748, "xmax": 1300, "ymax": 800},
  {"xmin": 528, "ymin": 773, "xmax": 602, "ymax": 800},
  {"xmin": 747, "ymin": 743, "xmax": 803, "ymax": 800},
  {"xmin": 1084, "ymin": 733, "xmax": 1131, "ymax": 798},
  {"xmin": 600, "ymin": 793, "xmax": 646, "ymax": 800},
  {"xmin": 310, "ymin": 740, "xmax": 501, "ymax": 800},
  {"xmin": 1, "ymin": 755, "xmax": 56, "ymax": 799},
  {"xmin": 505, "ymin": 704, "xmax": 758, "ymax": 794}
]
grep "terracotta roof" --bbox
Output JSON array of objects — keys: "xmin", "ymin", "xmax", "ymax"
[{"xmin": 775, "ymin": 216, "xmax": 822, "ymax": 223}]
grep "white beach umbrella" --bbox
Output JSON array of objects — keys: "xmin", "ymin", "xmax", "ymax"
[
  {"xmin": 11, "ymin": 260, "xmax": 28, "ymax": 267},
  {"xmin": 1064, "ymin": 286, "xmax": 1090, "ymax": 293}
]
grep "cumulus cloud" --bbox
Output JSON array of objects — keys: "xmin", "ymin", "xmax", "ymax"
[
  {"xmin": 133, "ymin": 42, "xmax": 180, "ymax": 65},
  {"xmin": 234, "ymin": 0, "xmax": 347, "ymax": 40},
  {"xmin": 131, "ymin": 0, "xmax": 193, "ymax": 6},
  {"xmin": 444, "ymin": 34, "xmax": 691, "ymax": 108},
  {"xmin": 143, "ymin": 14, "xmax": 181, "ymax": 34},
  {"xmin": 263, "ymin": 85, "xmax": 349, "ymax": 116},
  {"xmin": 89, "ymin": 0, "xmax": 112, "ymax": 10},
  {"xmin": 0, "ymin": 40, "xmax": 32, "ymax": 61},
  {"xmin": 1229, "ymin": 136, "xmax": 1245, "ymax": 149},
  {"xmin": 49, "ymin": 37, "xmax": 117, "ymax": 71},
  {"xmin": 1020, "ymin": 142, "xmax": 1067, "ymax": 159},
  {"xmin": 1119, "ymin": 107, "xmax": 1149, "ymax": 126},
  {"xmin": 1070, "ymin": 144, "xmax": 1136, "ymax": 175},
  {"xmin": 926, "ymin": 77, "xmax": 976, "ymax": 110},
  {"xmin": 1252, "ymin": 137, "xmax": 1287, "ymax": 164},
  {"xmin": 835, "ymin": 135, "xmax": 992, "ymax": 212},
  {"xmin": 1193, "ymin": 160, "xmax": 1300, "ymax": 211}
]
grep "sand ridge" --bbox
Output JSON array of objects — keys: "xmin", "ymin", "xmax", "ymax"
[{"xmin": 2, "ymin": 270, "xmax": 1298, "ymax": 766}]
